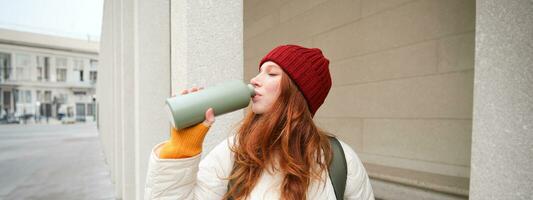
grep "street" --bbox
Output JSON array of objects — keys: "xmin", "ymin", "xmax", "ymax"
[{"xmin": 0, "ymin": 123, "xmax": 115, "ymax": 200}]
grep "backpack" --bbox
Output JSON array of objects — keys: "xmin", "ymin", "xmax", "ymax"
[{"xmin": 227, "ymin": 136, "xmax": 347, "ymax": 200}]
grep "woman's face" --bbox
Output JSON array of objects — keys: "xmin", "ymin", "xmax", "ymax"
[{"xmin": 250, "ymin": 61, "xmax": 283, "ymax": 114}]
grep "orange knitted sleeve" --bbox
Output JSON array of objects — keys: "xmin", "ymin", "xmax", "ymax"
[{"xmin": 158, "ymin": 122, "xmax": 211, "ymax": 159}]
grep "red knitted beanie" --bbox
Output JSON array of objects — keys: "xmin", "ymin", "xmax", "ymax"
[{"xmin": 259, "ymin": 44, "xmax": 332, "ymax": 117}]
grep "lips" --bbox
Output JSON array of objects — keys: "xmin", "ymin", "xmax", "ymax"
[
  {"xmin": 254, "ymin": 90, "xmax": 262, "ymax": 97},
  {"xmin": 252, "ymin": 92, "xmax": 261, "ymax": 101}
]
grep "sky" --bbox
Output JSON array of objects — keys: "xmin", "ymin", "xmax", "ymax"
[{"xmin": 0, "ymin": 0, "xmax": 104, "ymax": 41}]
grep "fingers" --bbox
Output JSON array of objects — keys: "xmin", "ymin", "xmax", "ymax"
[
  {"xmin": 176, "ymin": 86, "xmax": 205, "ymax": 96},
  {"xmin": 202, "ymin": 108, "xmax": 215, "ymax": 127},
  {"xmin": 173, "ymin": 86, "xmax": 214, "ymax": 127}
]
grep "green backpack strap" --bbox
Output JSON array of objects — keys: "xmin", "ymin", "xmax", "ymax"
[
  {"xmin": 328, "ymin": 136, "xmax": 347, "ymax": 200},
  {"xmin": 227, "ymin": 137, "xmax": 347, "ymax": 200}
]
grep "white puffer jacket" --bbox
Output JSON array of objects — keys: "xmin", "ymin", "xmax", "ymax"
[{"xmin": 144, "ymin": 136, "xmax": 374, "ymax": 200}]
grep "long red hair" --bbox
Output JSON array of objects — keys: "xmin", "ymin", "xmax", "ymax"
[{"xmin": 223, "ymin": 72, "xmax": 333, "ymax": 200}]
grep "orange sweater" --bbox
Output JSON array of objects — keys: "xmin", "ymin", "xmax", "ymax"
[{"xmin": 158, "ymin": 122, "xmax": 211, "ymax": 159}]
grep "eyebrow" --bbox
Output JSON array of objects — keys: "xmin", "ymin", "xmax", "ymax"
[{"xmin": 261, "ymin": 64, "xmax": 278, "ymax": 72}]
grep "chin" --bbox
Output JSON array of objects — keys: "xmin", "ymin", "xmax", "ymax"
[
  {"xmin": 251, "ymin": 107, "xmax": 263, "ymax": 114},
  {"xmin": 251, "ymin": 104, "xmax": 266, "ymax": 114}
]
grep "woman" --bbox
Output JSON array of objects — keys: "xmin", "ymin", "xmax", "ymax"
[{"xmin": 145, "ymin": 45, "xmax": 374, "ymax": 200}]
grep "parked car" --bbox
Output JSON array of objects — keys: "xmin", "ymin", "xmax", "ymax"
[{"xmin": 5, "ymin": 114, "xmax": 20, "ymax": 124}]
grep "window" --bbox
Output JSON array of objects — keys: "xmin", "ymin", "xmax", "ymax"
[
  {"xmin": 90, "ymin": 59, "xmax": 98, "ymax": 69},
  {"xmin": 35, "ymin": 56, "xmax": 44, "ymax": 81},
  {"xmin": 56, "ymin": 58, "xmax": 68, "ymax": 82},
  {"xmin": 36, "ymin": 91, "xmax": 42, "ymax": 102},
  {"xmin": 76, "ymin": 103, "xmax": 86, "ymax": 121},
  {"xmin": 17, "ymin": 90, "xmax": 30, "ymax": 103},
  {"xmin": 16, "ymin": 54, "xmax": 31, "ymax": 81},
  {"xmin": 36, "ymin": 56, "xmax": 51, "ymax": 81},
  {"xmin": 44, "ymin": 91, "xmax": 52, "ymax": 102},
  {"xmin": 73, "ymin": 59, "xmax": 84, "ymax": 82},
  {"xmin": 90, "ymin": 71, "xmax": 97, "ymax": 83},
  {"xmin": 44, "ymin": 57, "xmax": 50, "ymax": 81},
  {"xmin": 3, "ymin": 91, "xmax": 11, "ymax": 108},
  {"xmin": 36, "ymin": 67, "xmax": 42, "ymax": 81},
  {"xmin": 56, "ymin": 68, "xmax": 67, "ymax": 82},
  {"xmin": 87, "ymin": 103, "xmax": 94, "ymax": 116},
  {"xmin": 0, "ymin": 52, "xmax": 12, "ymax": 81},
  {"xmin": 25, "ymin": 90, "xmax": 31, "ymax": 103}
]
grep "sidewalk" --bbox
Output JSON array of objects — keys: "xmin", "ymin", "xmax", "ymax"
[
  {"xmin": 0, "ymin": 117, "xmax": 76, "ymax": 125},
  {"xmin": 0, "ymin": 122, "xmax": 115, "ymax": 200}
]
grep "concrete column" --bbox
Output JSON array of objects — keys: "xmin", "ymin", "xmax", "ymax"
[
  {"xmin": 98, "ymin": 0, "xmax": 116, "ymax": 196},
  {"xmin": 112, "ymin": 0, "xmax": 123, "ymax": 198},
  {"xmin": 133, "ymin": 0, "xmax": 171, "ymax": 199},
  {"xmin": 120, "ymin": 0, "xmax": 136, "ymax": 199},
  {"xmin": 171, "ymin": 0, "xmax": 244, "ymax": 154},
  {"xmin": 470, "ymin": 0, "xmax": 533, "ymax": 199}
]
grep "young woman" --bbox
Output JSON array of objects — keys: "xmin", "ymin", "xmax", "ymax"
[{"xmin": 145, "ymin": 45, "xmax": 374, "ymax": 200}]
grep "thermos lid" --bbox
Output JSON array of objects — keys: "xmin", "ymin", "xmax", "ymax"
[{"xmin": 247, "ymin": 84, "xmax": 256, "ymax": 97}]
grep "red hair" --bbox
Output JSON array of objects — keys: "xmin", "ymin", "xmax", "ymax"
[{"xmin": 223, "ymin": 72, "xmax": 333, "ymax": 200}]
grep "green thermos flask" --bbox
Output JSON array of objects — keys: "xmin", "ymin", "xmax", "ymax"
[{"xmin": 165, "ymin": 80, "xmax": 256, "ymax": 129}]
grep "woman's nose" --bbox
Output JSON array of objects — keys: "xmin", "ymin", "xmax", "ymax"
[{"xmin": 250, "ymin": 76, "xmax": 260, "ymax": 87}]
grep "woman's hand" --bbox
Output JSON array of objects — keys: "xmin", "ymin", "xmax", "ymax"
[{"xmin": 157, "ymin": 86, "xmax": 216, "ymax": 159}]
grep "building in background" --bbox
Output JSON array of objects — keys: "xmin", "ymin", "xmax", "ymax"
[{"xmin": 0, "ymin": 28, "xmax": 98, "ymax": 124}]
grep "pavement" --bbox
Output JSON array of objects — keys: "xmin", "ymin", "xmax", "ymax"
[{"xmin": 0, "ymin": 123, "xmax": 115, "ymax": 200}]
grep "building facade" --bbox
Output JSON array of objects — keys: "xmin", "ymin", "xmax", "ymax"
[{"xmin": 0, "ymin": 29, "xmax": 99, "ymax": 124}]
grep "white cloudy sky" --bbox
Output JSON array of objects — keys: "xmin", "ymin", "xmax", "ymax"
[{"xmin": 0, "ymin": 0, "xmax": 104, "ymax": 41}]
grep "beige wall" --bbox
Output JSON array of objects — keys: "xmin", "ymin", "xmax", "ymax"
[{"xmin": 244, "ymin": 0, "xmax": 474, "ymax": 198}]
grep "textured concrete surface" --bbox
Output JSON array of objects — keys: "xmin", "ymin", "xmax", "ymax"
[
  {"xmin": 0, "ymin": 123, "xmax": 115, "ymax": 200},
  {"xmin": 171, "ymin": 0, "xmax": 244, "ymax": 157},
  {"xmin": 470, "ymin": 0, "xmax": 533, "ymax": 199}
]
